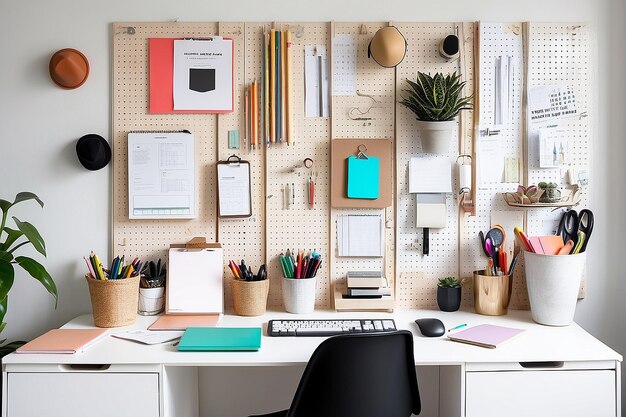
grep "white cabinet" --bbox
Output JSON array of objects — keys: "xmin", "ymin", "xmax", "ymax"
[
  {"xmin": 7, "ymin": 372, "xmax": 159, "ymax": 417},
  {"xmin": 465, "ymin": 369, "xmax": 616, "ymax": 417}
]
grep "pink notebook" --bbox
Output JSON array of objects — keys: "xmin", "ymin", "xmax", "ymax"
[
  {"xmin": 16, "ymin": 329, "xmax": 108, "ymax": 354},
  {"xmin": 448, "ymin": 324, "xmax": 525, "ymax": 348}
]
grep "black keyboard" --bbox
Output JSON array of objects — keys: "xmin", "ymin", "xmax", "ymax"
[{"xmin": 268, "ymin": 319, "xmax": 397, "ymax": 337}]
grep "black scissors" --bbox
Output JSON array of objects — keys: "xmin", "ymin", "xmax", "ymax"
[
  {"xmin": 556, "ymin": 209, "xmax": 594, "ymax": 252},
  {"xmin": 556, "ymin": 210, "xmax": 579, "ymax": 243}
]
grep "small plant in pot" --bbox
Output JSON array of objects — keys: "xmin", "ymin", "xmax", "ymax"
[
  {"xmin": 437, "ymin": 276, "xmax": 462, "ymax": 312},
  {"xmin": 400, "ymin": 71, "xmax": 472, "ymax": 154},
  {"xmin": 538, "ymin": 182, "xmax": 561, "ymax": 203}
]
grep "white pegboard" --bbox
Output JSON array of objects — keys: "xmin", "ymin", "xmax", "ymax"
[
  {"xmin": 394, "ymin": 23, "xmax": 466, "ymax": 309},
  {"xmin": 460, "ymin": 22, "xmax": 529, "ymax": 309}
]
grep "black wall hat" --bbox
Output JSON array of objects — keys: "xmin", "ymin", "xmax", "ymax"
[{"xmin": 76, "ymin": 134, "xmax": 111, "ymax": 171}]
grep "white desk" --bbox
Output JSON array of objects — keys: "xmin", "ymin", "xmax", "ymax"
[{"xmin": 2, "ymin": 309, "xmax": 622, "ymax": 417}]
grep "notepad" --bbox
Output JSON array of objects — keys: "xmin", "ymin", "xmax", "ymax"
[
  {"xmin": 447, "ymin": 324, "xmax": 525, "ymax": 349},
  {"xmin": 178, "ymin": 327, "xmax": 262, "ymax": 351},
  {"xmin": 16, "ymin": 329, "xmax": 108, "ymax": 354},
  {"xmin": 148, "ymin": 314, "xmax": 223, "ymax": 331}
]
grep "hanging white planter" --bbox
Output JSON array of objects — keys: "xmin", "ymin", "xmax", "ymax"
[{"xmin": 415, "ymin": 120, "xmax": 456, "ymax": 154}]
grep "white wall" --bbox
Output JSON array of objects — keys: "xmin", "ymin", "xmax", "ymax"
[{"xmin": 1, "ymin": 0, "xmax": 624, "ymax": 410}]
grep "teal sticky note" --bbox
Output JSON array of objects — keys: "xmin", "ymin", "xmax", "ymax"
[
  {"xmin": 228, "ymin": 130, "xmax": 240, "ymax": 149},
  {"xmin": 178, "ymin": 327, "xmax": 261, "ymax": 351},
  {"xmin": 347, "ymin": 155, "xmax": 380, "ymax": 199}
]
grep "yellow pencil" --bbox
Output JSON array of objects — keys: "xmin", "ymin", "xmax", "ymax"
[
  {"xmin": 93, "ymin": 252, "xmax": 105, "ymax": 280},
  {"xmin": 281, "ymin": 29, "xmax": 287, "ymax": 143}
]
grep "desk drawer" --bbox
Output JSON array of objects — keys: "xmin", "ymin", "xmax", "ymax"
[
  {"xmin": 465, "ymin": 369, "xmax": 616, "ymax": 417},
  {"xmin": 7, "ymin": 372, "xmax": 160, "ymax": 417}
]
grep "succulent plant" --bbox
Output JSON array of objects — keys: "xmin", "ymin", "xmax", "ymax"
[
  {"xmin": 400, "ymin": 71, "xmax": 472, "ymax": 121},
  {"xmin": 437, "ymin": 276, "xmax": 461, "ymax": 289}
]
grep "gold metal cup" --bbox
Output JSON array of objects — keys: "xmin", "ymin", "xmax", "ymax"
[{"xmin": 473, "ymin": 271, "xmax": 511, "ymax": 316}]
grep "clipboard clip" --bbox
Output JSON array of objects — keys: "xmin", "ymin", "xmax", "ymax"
[
  {"xmin": 356, "ymin": 144, "xmax": 369, "ymax": 159},
  {"xmin": 170, "ymin": 237, "xmax": 220, "ymax": 252},
  {"xmin": 227, "ymin": 154, "xmax": 241, "ymax": 165}
]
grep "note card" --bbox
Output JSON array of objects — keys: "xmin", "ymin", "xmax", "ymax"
[
  {"xmin": 347, "ymin": 155, "xmax": 380, "ymax": 199},
  {"xmin": 408, "ymin": 157, "xmax": 452, "ymax": 193}
]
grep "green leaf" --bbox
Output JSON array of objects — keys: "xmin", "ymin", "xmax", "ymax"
[
  {"xmin": 0, "ymin": 250, "xmax": 13, "ymax": 262},
  {"xmin": 0, "ymin": 259, "xmax": 15, "ymax": 303},
  {"xmin": 0, "ymin": 200, "xmax": 10, "ymax": 213},
  {"xmin": 12, "ymin": 192, "xmax": 44, "ymax": 209},
  {"xmin": 14, "ymin": 256, "xmax": 57, "ymax": 306},
  {"xmin": 13, "ymin": 217, "xmax": 46, "ymax": 256},
  {"xmin": 0, "ymin": 294, "xmax": 7, "ymax": 325},
  {"xmin": 0, "ymin": 339, "xmax": 25, "ymax": 358},
  {"xmin": 1, "ymin": 227, "xmax": 24, "ymax": 252}
]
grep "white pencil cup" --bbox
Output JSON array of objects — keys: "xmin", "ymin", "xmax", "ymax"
[
  {"xmin": 138, "ymin": 287, "xmax": 165, "ymax": 316},
  {"xmin": 524, "ymin": 251, "xmax": 586, "ymax": 326},
  {"xmin": 282, "ymin": 277, "xmax": 316, "ymax": 314}
]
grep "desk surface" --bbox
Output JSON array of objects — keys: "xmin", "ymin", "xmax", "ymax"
[{"xmin": 3, "ymin": 309, "xmax": 622, "ymax": 367}]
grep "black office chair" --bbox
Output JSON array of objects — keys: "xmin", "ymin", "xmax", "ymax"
[{"xmin": 249, "ymin": 330, "xmax": 421, "ymax": 417}]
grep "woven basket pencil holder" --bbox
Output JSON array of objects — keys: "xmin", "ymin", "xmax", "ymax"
[
  {"xmin": 86, "ymin": 274, "xmax": 140, "ymax": 327},
  {"xmin": 231, "ymin": 278, "xmax": 269, "ymax": 317}
]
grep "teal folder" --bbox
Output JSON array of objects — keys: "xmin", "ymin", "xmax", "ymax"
[
  {"xmin": 178, "ymin": 327, "xmax": 262, "ymax": 351},
  {"xmin": 347, "ymin": 155, "xmax": 380, "ymax": 199}
]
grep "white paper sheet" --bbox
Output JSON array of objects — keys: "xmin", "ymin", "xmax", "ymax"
[
  {"xmin": 539, "ymin": 125, "xmax": 569, "ymax": 168},
  {"xmin": 112, "ymin": 330, "xmax": 183, "ymax": 345},
  {"xmin": 478, "ymin": 137, "xmax": 504, "ymax": 186},
  {"xmin": 337, "ymin": 214, "xmax": 383, "ymax": 257},
  {"xmin": 528, "ymin": 85, "xmax": 577, "ymax": 123},
  {"xmin": 168, "ymin": 247, "xmax": 223, "ymax": 314},
  {"xmin": 217, "ymin": 161, "xmax": 251, "ymax": 217},
  {"xmin": 408, "ymin": 157, "xmax": 452, "ymax": 193},
  {"xmin": 494, "ymin": 55, "xmax": 513, "ymax": 126},
  {"xmin": 332, "ymin": 34, "xmax": 357, "ymax": 96},
  {"xmin": 128, "ymin": 132, "xmax": 195, "ymax": 219},
  {"xmin": 173, "ymin": 38, "xmax": 233, "ymax": 111},
  {"xmin": 304, "ymin": 45, "xmax": 329, "ymax": 117}
]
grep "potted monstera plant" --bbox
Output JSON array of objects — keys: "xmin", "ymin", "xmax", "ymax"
[
  {"xmin": 400, "ymin": 71, "xmax": 472, "ymax": 154},
  {"xmin": 0, "ymin": 192, "xmax": 57, "ymax": 356}
]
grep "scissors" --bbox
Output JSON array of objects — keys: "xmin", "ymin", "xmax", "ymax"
[{"xmin": 556, "ymin": 209, "xmax": 594, "ymax": 253}]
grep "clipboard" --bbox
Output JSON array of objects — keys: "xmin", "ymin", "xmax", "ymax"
[
  {"xmin": 216, "ymin": 155, "xmax": 252, "ymax": 218},
  {"xmin": 166, "ymin": 237, "xmax": 223, "ymax": 315}
]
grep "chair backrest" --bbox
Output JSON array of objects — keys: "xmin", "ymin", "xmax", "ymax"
[{"xmin": 286, "ymin": 330, "xmax": 421, "ymax": 417}]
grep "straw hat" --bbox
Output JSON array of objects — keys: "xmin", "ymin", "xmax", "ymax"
[
  {"xmin": 76, "ymin": 134, "xmax": 111, "ymax": 171},
  {"xmin": 368, "ymin": 26, "xmax": 407, "ymax": 68},
  {"xmin": 49, "ymin": 48, "xmax": 90, "ymax": 89}
]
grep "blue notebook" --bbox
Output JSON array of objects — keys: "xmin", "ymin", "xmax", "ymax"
[
  {"xmin": 178, "ymin": 327, "xmax": 262, "ymax": 351},
  {"xmin": 347, "ymin": 155, "xmax": 380, "ymax": 199}
]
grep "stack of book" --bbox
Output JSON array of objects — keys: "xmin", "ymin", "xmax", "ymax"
[{"xmin": 344, "ymin": 271, "xmax": 391, "ymax": 299}]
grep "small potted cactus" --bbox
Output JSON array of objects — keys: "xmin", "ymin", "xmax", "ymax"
[
  {"xmin": 538, "ymin": 182, "xmax": 561, "ymax": 203},
  {"xmin": 436, "ymin": 276, "xmax": 462, "ymax": 312}
]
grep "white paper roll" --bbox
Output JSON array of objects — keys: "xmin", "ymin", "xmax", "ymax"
[{"xmin": 459, "ymin": 164, "xmax": 472, "ymax": 192}]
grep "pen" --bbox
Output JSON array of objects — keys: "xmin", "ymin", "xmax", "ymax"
[{"xmin": 448, "ymin": 323, "xmax": 467, "ymax": 332}]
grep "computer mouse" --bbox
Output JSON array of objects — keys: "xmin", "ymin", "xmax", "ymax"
[{"xmin": 414, "ymin": 318, "xmax": 445, "ymax": 337}]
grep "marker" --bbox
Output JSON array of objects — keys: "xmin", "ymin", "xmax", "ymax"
[{"xmin": 448, "ymin": 323, "xmax": 468, "ymax": 332}]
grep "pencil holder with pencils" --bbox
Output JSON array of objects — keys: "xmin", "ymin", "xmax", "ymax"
[
  {"xmin": 86, "ymin": 275, "xmax": 140, "ymax": 327},
  {"xmin": 279, "ymin": 250, "xmax": 322, "ymax": 314},
  {"xmin": 473, "ymin": 271, "xmax": 511, "ymax": 316},
  {"xmin": 229, "ymin": 260, "xmax": 269, "ymax": 316}
]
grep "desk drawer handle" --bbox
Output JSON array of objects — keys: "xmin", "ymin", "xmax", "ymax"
[
  {"xmin": 60, "ymin": 364, "xmax": 111, "ymax": 371},
  {"xmin": 519, "ymin": 361, "xmax": 564, "ymax": 369}
]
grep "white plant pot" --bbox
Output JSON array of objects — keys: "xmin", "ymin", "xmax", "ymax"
[
  {"xmin": 415, "ymin": 120, "xmax": 456, "ymax": 154},
  {"xmin": 524, "ymin": 251, "xmax": 586, "ymax": 326},
  {"xmin": 138, "ymin": 287, "xmax": 165, "ymax": 316}
]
